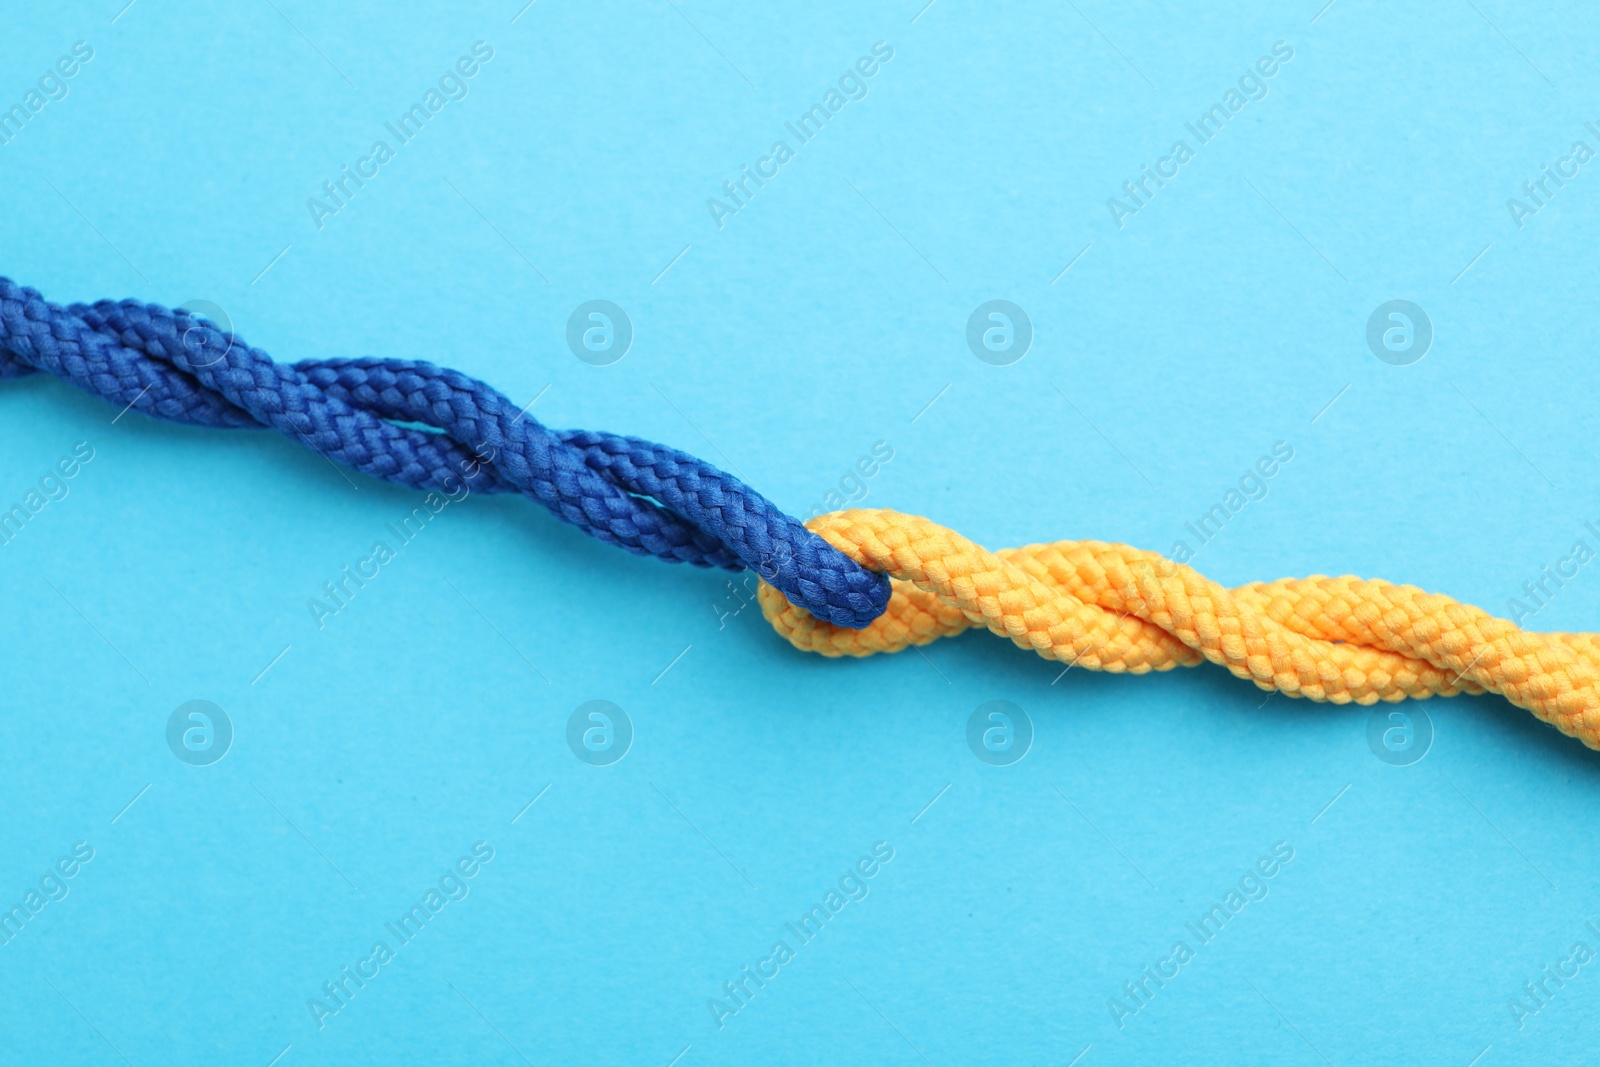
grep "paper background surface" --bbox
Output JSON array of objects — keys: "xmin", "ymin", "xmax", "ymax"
[{"xmin": 2, "ymin": 1, "xmax": 1598, "ymax": 1063}]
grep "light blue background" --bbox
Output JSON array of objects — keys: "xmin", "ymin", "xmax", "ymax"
[{"xmin": 2, "ymin": 1, "xmax": 1599, "ymax": 1063}]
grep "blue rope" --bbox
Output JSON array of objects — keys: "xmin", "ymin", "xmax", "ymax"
[{"xmin": 0, "ymin": 278, "xmax": 891, "ymax": 628}]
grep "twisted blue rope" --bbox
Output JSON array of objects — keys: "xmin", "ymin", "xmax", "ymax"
[{"xmin": 0, "ymin": 278, "xmax": 890, "ymax": 628}]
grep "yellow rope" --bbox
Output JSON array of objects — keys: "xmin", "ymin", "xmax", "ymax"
[{"xmin": 758, "ymin": 509, "xmax": 1600, "ymax": 749}]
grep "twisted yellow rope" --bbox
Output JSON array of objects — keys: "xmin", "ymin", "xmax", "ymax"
[{"xmin": 758, "ymin": 509, "xmax": 1600, "ymax": 750}]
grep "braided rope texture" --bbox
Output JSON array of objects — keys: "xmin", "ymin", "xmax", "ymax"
[
  {"xmin": 0, "ymin": 278, "xmax": 889, "ymax": 628},
  {"xmin": 759, "ymin": 509, "xmax": 1600, "ymax": 750}
]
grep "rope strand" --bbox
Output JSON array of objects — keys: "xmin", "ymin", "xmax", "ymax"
[
  {"xmin": 0, "ymin": 278, "xmax": 890, "ymax": 628},
  {"xmin": 10, "ymin": 278, "xmax": 1600, "ymax": 751},
  {"xmin": 759, "ymin": 509, "xmax": 1600, "ymax": 750}
]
